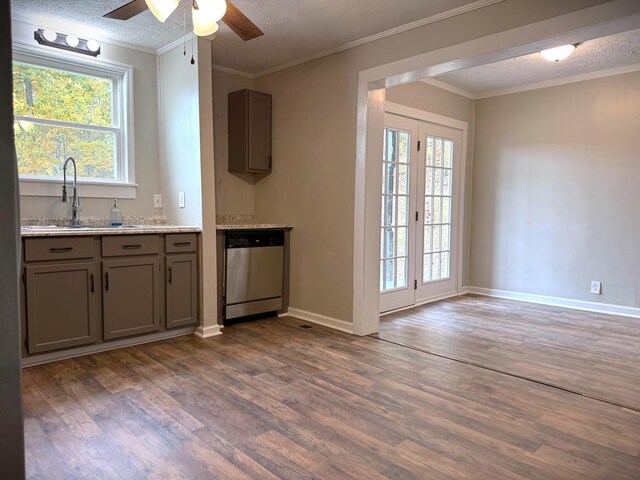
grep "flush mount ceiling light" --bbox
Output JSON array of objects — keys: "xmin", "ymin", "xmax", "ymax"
[
  {"xmin": 540, "ymin": 44, "xmax": 577, "ymax": 62},
  {"xmin": 34, "ymin": 29, "xmax": 101, "ymax": 56}
]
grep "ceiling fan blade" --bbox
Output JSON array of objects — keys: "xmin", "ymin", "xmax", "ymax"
[
  {"xmin": 222, "ymin": 0, "xmax": 264, "ymax": 41},
  {"xmin": 104, "ymin": 0, "xmax": 149, "ymax": 20}
]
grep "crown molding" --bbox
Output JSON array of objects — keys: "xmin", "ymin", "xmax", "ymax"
[
  {"xmin": 157, "ymin": 32, "xmax": 199, "ymax": 55},
  {"xmin": 211, "ymin": 64, "xmax": 255, "ymax": 79},
  {"xmin": 419, "ymin": 78, "xmax": 477, "ymax": 99},
  {"xmin": 211, "ymin": 0, "xmax": 506, "ymax": 79},
  {"xmin": 474, "ymin": 62, "xmax": 640, "ymax": 99}
]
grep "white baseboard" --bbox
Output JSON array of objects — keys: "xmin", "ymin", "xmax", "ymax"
[
  {"xmin": 467, "ymin": 286, "xmax": 640, "ymax": 319},
  {"xmin": 284, "ymin": 308, "xmax": 354, "ymax": 334},
  {"xmin": 194, "ymin": 323, "xmax": 223, "ymax": 339},
  {"xmin": 22, "ymin": 327, "xmax": 197, "ymax": 367}
]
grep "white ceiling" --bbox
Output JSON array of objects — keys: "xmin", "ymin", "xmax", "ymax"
[
  {"xmin": 432, "ymin": 28, "xmax": 640, "ymax": 97},
  {"xmin": 10, "ymin": 0, "xmax": 498, "ymax": 73}
]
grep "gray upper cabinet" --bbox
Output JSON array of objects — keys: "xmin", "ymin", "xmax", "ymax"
[
  {"xmin": 228, "ymin": 89, "xmax": 272, "ymax": 174},
  {"xmin": 102, "ymin": 257, "xmax": 161, "ymax": 340},
  {"xmin": 25, "ymin": 262, "xmax": 97, "ymax": 354},
  {"xmin": 166, "ymin": 254, "xmax": 198, "ymax": 328}
]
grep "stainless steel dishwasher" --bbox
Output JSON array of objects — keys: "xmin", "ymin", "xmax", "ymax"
[{"xmin": 224, "ymin": 229, "xmax": 284, "ymax": 320}]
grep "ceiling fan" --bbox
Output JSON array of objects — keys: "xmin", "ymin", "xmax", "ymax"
[{"xmin": 103, "ymin": 0, "xmax": 263, "ymax": 41}]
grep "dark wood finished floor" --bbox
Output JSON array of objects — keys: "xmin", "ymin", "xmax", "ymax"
[
  {"xmin": 24, "ymin": 317, "xmax": 640, "ymax": 479},
  {"xmin": 377, "ymin": 294, "xmax": 640, "ymax": 410}
]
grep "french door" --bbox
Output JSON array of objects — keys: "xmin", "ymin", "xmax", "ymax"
[{"xmin": 379, "ymin": 113, "xmax": 463, "ymax": 313}]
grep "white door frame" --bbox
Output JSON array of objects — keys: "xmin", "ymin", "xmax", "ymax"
[
  {"xmin": 352, "ymin": 1, "xmax": 640, "ymax": 336},
  {"xmin": 381, "ymin": 104, "xmax": 468, "ymax": 314}
]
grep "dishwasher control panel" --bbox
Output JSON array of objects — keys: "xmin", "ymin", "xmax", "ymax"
[{"xmin": 226, "ymin": 229, "xmax": 284, "ymax": 249}]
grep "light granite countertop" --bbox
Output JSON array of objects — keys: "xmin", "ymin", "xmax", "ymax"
[
  {"xmin": 216, "ymin": 223, "xmax": 293, "ymax": 231},
  {"xmin": 21, "ymin": 225, "xmax": 202, "ymax": 237}
]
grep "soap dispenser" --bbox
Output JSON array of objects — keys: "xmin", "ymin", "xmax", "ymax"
[{"xmin": 110, "ymin": 199, "xmax": 122, "ymax": 227}]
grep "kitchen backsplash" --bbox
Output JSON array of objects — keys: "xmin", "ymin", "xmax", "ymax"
[
  {"xmin": 216, "ymin": 214, "xmax": 256, "ymax": 224},
  {"xmin": 21, "ymin": 215, "xmax": 168, "ymax": 227}
]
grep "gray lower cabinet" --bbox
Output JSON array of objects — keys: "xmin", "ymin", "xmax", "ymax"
[
  {"xmin": 102, "ymin": 257, "xmax": 161, "ymax": 340},
  {"xmin": 166, "ymin": 254, "xmax": 198, "ymax": 328},
  {"xmin": 25, "ymin": 262, "xmax": 97, "ymax": 354}
]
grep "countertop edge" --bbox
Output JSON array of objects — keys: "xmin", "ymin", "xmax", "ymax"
[
  {"xmin": 21, "ymin": 226, "xmax": 202, "ymax": 238},
  {"xmin": 215, "ymin": 224, "xmax": 293, "ymax": 231}
]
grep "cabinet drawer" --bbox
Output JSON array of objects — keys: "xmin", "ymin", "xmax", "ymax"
[
  {"xmin": 166, "ymin": 234, "xmax": 197, "ymax": 253},
  {"xmin": 102, "ymin": 235, "xmax": 159, "ymax": 257},
  {"xmin": 24, "ymin": 237, "xmax": 93, "ymax": 262}
]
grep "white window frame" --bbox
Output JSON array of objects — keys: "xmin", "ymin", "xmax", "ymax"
[{"xmin": 12, "ymin": 43, "xmax": 136, "ymax": 199}]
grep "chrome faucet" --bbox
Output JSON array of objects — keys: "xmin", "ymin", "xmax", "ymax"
[{"xmin": 62, "ymin": 157, "xmax": 81, "ymax": 226}]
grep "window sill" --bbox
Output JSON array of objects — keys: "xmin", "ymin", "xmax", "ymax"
[{"xmin": 19, "ymin": 178, "xmax": 137, "ymax": 199}]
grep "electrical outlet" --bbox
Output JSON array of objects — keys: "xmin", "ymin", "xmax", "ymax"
[
  {"xmin": 178, "ymin": 192, "xmax": 185, "ymax": 208},
  {"xmin": 590, "ymin": 281, "xmax": 602, "ymax": 295},
  {"xmin": 153, "ymin": 194, "xmax": 163, "ymax": 208}
]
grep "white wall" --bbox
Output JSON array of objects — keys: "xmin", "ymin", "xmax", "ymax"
[
  {"xmin": 252, "ymin": 0, "xmax": 608, "ymax": 324},
  {"xmin": 212, "ymin": 69, "xmax": 255, "ymax": 216},
  {"xmin": 12, "ymin": 20, "xmax": 163, "ymax": 219},
  {"xmin": 470, "ymin": 71, "xmax": 640, "ymax": 308},
  {"xmin": 159, "ymin": 38, "xmax": 219, "ymax": 333},
  {"xmin": 158, "ymin": 44, "xmax": 203, "ymax": 226}
]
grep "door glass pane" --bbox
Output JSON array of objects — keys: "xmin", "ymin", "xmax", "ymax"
[
  {"xmin": 381, "ymin": 127, "xmax": 411, "ymax": 293},
  {"xmin": 423, "ymin": 254, "xmax": 431, "ymax": 282},
  {"xmin": 397, "ymin": 196, "xmax": 407, "ymax": 226},
  {"xmin": 442, "ymin": 197, "xmax": 451, "ymax": 223},
  {"xmin": 432, "ymin": 253, "xmax": 441, "ymax": 280},
  {"xmin": 442, "ymin": 168, "xmax": 452, "ymax": 196},
  {"xmin": 398, "ymin": 164, "xmax": 408, "ymax": 194},
  {"xmin": 433, "ymin": 197, "xmax": 441, "ymax": 224},
  {"xmin": 422, "ymin": 134, "xmax": 453, "ymax": 283},
  {"xmin": 384, "ymin": 259, "xmax": 395, "ymax": 290},
  {"xmin": 396, "ymin": 258, "xmax": 407, "ymax": 288},
  {"xmin": 424, "ymin": 226, "xmax": 432, "ymax": 253},
  {"xmin": 435, "ymin": 139, "xmax": 443, "ymax": 166},
  {"xmin": 434, "ymin": 168, "xmax": 442, "ymax": 195},
  {"xmin": 443, "ymin": 140, "xmax": 452, "ymax": 168},
  {"xmin": 425, "ymin": 167, "xmax": 433, "ymax": 196},
  {"xmin": 441, "ymin": 225, "xmax": 450, "ymax": 252},
  {"xmin": 440, "ymin": 252, "xmax": 449, "ymax": 278}
]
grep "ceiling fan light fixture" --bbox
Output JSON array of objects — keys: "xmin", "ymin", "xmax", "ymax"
[
  {"xmin": 145, "ymin": 0, "xmax": 179, "ymax": 23},
  {"xmin": 192, "ymin": 0, "xmax": 224, "ymax": 37},
  {"xmin": 540, "ymin": 44, "xmax": 576, "ymax": 62}
]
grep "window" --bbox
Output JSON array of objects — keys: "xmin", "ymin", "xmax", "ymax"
[{"xmin": 12, "ymin": 46, "xmax": 135, "ymax": 197}]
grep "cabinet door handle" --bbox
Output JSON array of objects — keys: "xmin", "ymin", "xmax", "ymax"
[
  {"xmin": 173, "ymin": 242, "xmax": 191, "ymax": 247},
  {"xmin": 168, "ymin": 267, "xmax": 172, "ymax": 285},
  {"xmin": 105, "ymin": 272, "xmax": 109, "ymax": 291},
  {"xmin": 50, "ymin": 247, "xmax": 73, "ymax": 253},
  {"xmin": 90, "ymin": 273, "xmax": 95, "ymax": 293},
  {"xmin": 268, "ymin": 155, "xmax": 272, "ymax": 169},
  {"xmin": 122, "ymin": 244, "xmax": 142, "ymax": 250}
]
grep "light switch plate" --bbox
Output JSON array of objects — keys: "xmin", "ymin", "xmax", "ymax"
[
  {"xmin": 153, "ymin": 194, "xmax": 163, "ymax": 208},
  {"xmin": 590, "ymin": 281, "xmax": 602, "ymax": 295},
  {"xmin": 178, "ymin": 192, "xmax": 185, "ymax": 208}
]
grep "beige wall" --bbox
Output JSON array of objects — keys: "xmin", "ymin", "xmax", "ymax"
[
  {"xmin": 252, "ymin": 0, "xmax": 607, "ymax": 323},
  {"xmin": 212, "ymin": 69, "xmax": 256, "ymax": 216},
  {"xmin": 470, "ymin": 71, "xmax": 640, "ymax": 307},
  {"xmin": 13, "ymin": 20, "xmax": 162, "ymax": 219},
  {"xmin": 386, "ymin": 81, "xmax": 475, "ymax": 287}
]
